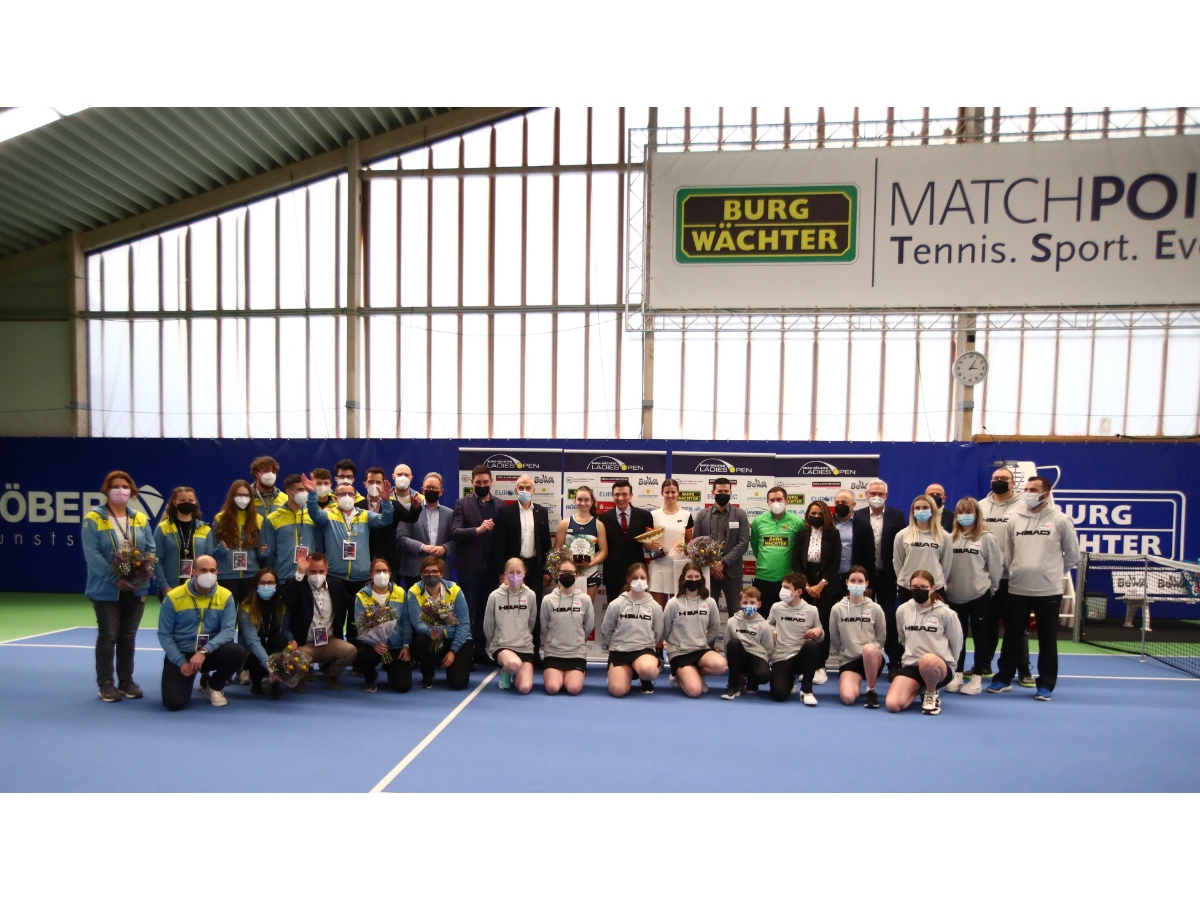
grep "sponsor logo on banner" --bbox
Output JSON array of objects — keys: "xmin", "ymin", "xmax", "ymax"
[
  {"xmin": 582, "ymin": 455, "xmax": 645, "ymax": 473},
  {"xmin": 675, "ymin": 186, "xmax": 858, "ymax": 264},
  {"xmin": 688, "ymin": 457, "xmax": 756, "ymax": 475},
  {"xmin": 0, "ymin": 482, "xmax": 164, "ymax": 524},
  {"xmin": 1054, "ymin": 490, "xmax": 1185, "ymax": 559},
  {"xmin": 479, "ymin": 452, "xmax": 541, "ymax": 471}
]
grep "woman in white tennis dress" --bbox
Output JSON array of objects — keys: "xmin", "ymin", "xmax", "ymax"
[{"xmin": 646, "ymin": 479, "xmax": 694, "ymax": 605}]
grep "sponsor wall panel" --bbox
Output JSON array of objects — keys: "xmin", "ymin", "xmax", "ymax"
[
  {"xmin": 777, "ymin": 454, "xmax": 881, "ymax": 517},
  {"xmin": 456, "ymin": 446, "xmax": 564, "ymax": 531},
  {"xmin": 648, "ymin": 136, "xmax": 1200, "ymax": 311}
]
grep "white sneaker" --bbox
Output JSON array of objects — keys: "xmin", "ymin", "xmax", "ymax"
[
  {"xmin": 946, "ymin": 672, "xmax": 964, "ymax": 693},
  {"xmin": 811, "ymin": 668, "xmax": 828, "ymax": 685},
  {"xmin": 802, "ymin": 692, "xmax": 818, "ymax": 707},
  {"xmin": 669, "ymin": 675, "xmax": 679, "ymax": 688},
  {"xmin": 699, "ymin": 680, "xmax": 709, "ymax": 694},
  {"xmin": 921, "ymin": 690, "xmax": 941, "ymax": 715},
  {"xmin": 202, "ymin": 682, "xmax": 228, "ymax": 707},
  {"xmin": 960, "ymin": 674, "xmax": 983, "ymax": 695},
  {"xmin": 791, "ymin": 682, "xmax": 799, "ymax": 695},
  {"xmin": 238, "ymin": 670, "xmax": 251, "ymax": 685}
]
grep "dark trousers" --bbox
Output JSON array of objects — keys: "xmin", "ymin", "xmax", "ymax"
[
  {"xmin": 92, "ymin": 593, "xmax": 146, "ymax": 688},
  {"xmin": 753, "ymin": 578, "xmax": 783, "ymax": 620},
  {"xmin": 331, "ymin": 577, "xmax": 368, "ymax": 643},
  {"xmin": 218, "ymin": 576, "xmax": 254, "ymax": 603},
  {"xmin": 952, "ymin": 594, "xmax": 991, "ymax": 673},
  {"xmin": 977, "ymin": 579, "xmax": 1031, "ymax": 676},
  {"xmin": 873, "ymin": 574, "xmax": 900, "ymax": 667},
  {"xmin": 456, "ymin": 569, "xmax": 493, "ymax": 661},
  {"xmin": 710, "ymin": 564, "xmax": 745, "ymax": 619},
  {"xmin": 161, "ymin": 643, "xmax": 247, "ymax": 710},
  {"xmin": 770, "ymin": 642, "xmax": 822, "ymax": 700},
  {"xmin": 412, "ymin": 633, "xmax": 475, "ymax": 690},
  {"xmin": 357, "ymin": 643, "xmax": 413, "ymax": 692},
  {"xmin": 725, "ymin": 639, "xmax": 770, "ymax": 691},
  {"xmin": 242, "ymin": 633, "xmax": 290, "ymax": 684},
  {"xmin": 997, "ymin": 593, "xmax": 1062, "ymax": 691}
]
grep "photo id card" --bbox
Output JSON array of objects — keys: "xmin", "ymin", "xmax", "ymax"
[
  {"xmin": 178, "ymin": 558, "xmax": 194, "ymax": 579},
  {"xmin": 313, "ymin": 626, "xmax": 329, "ymax": 647},
  {"xmin": 342, "ymin": 540, "xmax": 357, "ymax": 561},
  {"xmin": 294, "ymin": 545, "xmax": 309, "ymax": 563},
  {"xmin": 195, "ymin": 632, "xmax": 210, "ymax": 651},
  {"xmin": 231, "ymin": 550, "xmax": 249, "ymax": 571}
]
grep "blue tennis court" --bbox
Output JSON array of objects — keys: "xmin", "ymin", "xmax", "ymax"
[{"xmin": 3, "ymin": 626, "xmax": 1198, "ymax": 793}]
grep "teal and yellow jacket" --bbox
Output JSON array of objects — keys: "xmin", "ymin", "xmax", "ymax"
[
  {"xmin": 81, "ymin": 503, "xmax": 156, "ymax": 601},
  {"xmin": 212, "ymin": 510, "xmax": 268, "ymax": 579},
  {"xmin": 262, "ymin": 505, "xmax": 318, "ymax": 581},
  {"xmin": 353, "ymin": 584, "xmax": 411, "ymax": 650},
  {"xmin": 157, "ymin": 580, "xmax": 238, "ymax": 668},
  {"xmin": 154, "ymin": 519, "xmax": 215, "ymax": 592}
]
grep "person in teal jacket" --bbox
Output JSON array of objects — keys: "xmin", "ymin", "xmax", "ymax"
[
  {"xmin": 353, "ymin": 558, "xmax": 413, "ymax": 693},
  {"xmin": 82, "ymin": 470, "xmax": 157, "ymax": 703},
  {"xmin": 237, "ymin": 569, "xmax": 293, "ymax": 699},
  {"xmin": 261, "ymin": 475, "xmax": 318, "ymax": 581},
  {"xmin": 157, "ymin": 555, "xmax": 245, "ymax": 710},
  {"xmin": 406, "ymin": 556, "xmax": 473, "ymax": 690},
  {"xmin": 154, "ymin": 486, "xmax": 215, "ymax": 595},
  {"xmin": 212, "ymin": 479, "xmax": 270, "ymax": 597}
]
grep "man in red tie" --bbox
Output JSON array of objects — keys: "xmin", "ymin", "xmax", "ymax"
[{"xmin": 598, "ymin": 479, "xmax": 654, "ymax": 610}]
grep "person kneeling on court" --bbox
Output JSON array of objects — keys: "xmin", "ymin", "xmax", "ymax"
[
  {"xmin": 406, "ymin": 556, "xmax": 474, "ymax": 690},
  {"xmin": 354, "ymin": 559, "xmax": 413, "ymax": 694},
  {"xmin": 484, "ymin": 558, "xmax": 538, "ymax": 694},
  {"xmin": 662, "ymin": 562, "xmax": 727, "ymax": 697},
  {"xmin": 158, "ymin": 555, "xmax": 245, "ymax": 710},
  {"xmin": 539, "ymin": 560, "xmax": 594, "ymax": 696},
  {"xmin": 828, "ymin": 565, "xmax": 887, "ymax": 708},
  {"xmin": 283, "ymin": 553, "xmax": 357, "ymax": 692},
  {"xmin": 767, "ymin": 572, "xmax": 824, "ymax": 706},
  {"xmin": 601, "ymin": 562, "xmax": 664, "ymax": 697},
  {"xmin": 721, "ymin": 587, "xmax": 775, "ymax": 700},
  {"xmin": 885, "ymin": 570, "xmax": 963, "ymax": 716}
]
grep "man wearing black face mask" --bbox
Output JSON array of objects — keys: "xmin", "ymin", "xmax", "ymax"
[
  {"xmin": 396, "ymin": 473, "xmax": 455, "ymax": 590},
  {"xmin": 692, "ymin": 477, "xmax": 750, "ymax": 625},
  {"xmin": 925, "ymin": 483, "xmax": 957, "ymax": 533},
  {"xmin": 451, "ymin": 464, "xmax": 500, "ymax": 664},
  {"xmin": 831, "ymin": 489, "xmax": 877, "ymax": 600}
]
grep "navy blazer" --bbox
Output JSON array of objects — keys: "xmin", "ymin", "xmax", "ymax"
[
  {"xmin": 395, "ymin": 503, "xmax": 456, "ymax": 579},
  {"xmin": 493, "ymin": 500, "xmax": 553, "ymax": 576},
  {"xmin": 597, "ymin": 505, "xmax": 655, "ymax": 591},
  {"xmin": 853, "ymin": 506, "xmax": 906, "ymax": 580}
]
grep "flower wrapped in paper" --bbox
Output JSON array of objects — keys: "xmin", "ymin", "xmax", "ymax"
[
  {"xmin": 356, "ymin": 603, "xmax": 399, "ymax": 664},
  {"xmin": 111, "ymin": 546, "xmax": 157, "ymax": 590},
  {"xmin": 685, "ymin": 535, "xmax": 724, "ymax": 568},
  {"xmin": 266, "ymin": 646, "xmax": 313, "ymax": 687},
  {"xmin": 420, "ymin": 598, "xmax": 459, "ymax": 654}
]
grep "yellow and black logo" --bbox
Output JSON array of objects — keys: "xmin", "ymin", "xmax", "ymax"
[{"xmin": 675, "ymin": 185, "xmax": 857, "ymax": 264}]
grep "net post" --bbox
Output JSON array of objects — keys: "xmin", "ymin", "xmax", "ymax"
[
  {"xmin": 1139, "ymin": 555, "xmax": 1148, "ymax": 662},
  {"xmin": 1073, "ymin": 553, "xmax": 1088, "ymax": 644}
]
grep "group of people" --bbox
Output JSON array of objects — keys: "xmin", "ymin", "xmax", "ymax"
[{"xmin": 81, "ymin": 457, "xmax": 1079, "ymax": 715}]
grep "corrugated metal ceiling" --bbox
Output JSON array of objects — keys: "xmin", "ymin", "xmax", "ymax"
[{"xmin": 0, "ymin": 106, "xmax": 453, "ymax": 259}]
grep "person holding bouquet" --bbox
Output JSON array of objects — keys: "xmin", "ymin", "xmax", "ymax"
[
  {"xmin": 644, "ymin": 479, "xmax": 694, "ymax": 607},
  {"xmin": 82, "ymin": 470, "xmax": 157, "ymax": 702},
  {"xmin": 354, "ymin": 558, "xmax": 412, "ymax": 694},
  {"xmin": 554, "ymin": 485, "xmax": 608, "ymax": 603},
  {"xmin": 691, "ymin": 477, "xmax": 750, "ymax": 623},
  {"xmin": 483, "ymin": 558, "xmax": 539, "ymax": 693},
  {"xmin": 237, "ymin": 569, "xmax": 292, "ymax": 699},
  {"xmin": 539, "ymin": 559, "xmax": 594, "ymax": 696},
  {"xmin": 406, "ymin": 556, "xmax": 473, "ymax": 690}
]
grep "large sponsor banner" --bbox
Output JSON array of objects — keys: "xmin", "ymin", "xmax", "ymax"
[
  {"xmin": 456, "ymin": 447, "xmax": 564, "ymax": 530},
  {"xmin": 647, "ymin": 136, "xmax": 1200, "ymax": 311},
  {"xmin": 776, "ymin": 454, "xmax": 882, "ymax": 516},
  {"xmin": 563, "ymin": 450, "xmax": 667, "ymax": 660}
]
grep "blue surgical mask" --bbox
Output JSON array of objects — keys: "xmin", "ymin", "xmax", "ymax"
[
  {"xmin": 741, "ymin": 604, "xmax": 757, "ymax": 618},
  {"xmin": 257, "ymin": 584, "xmax": 277, "ymax": 600},
  {"xmin": 914, "ymin": 509, "xmax": 933, "ymax": 523},
  {"xmin": 956, "ymin": 513, "xmax": 976, "ymax": 528},
  {"xmin": 847, "ymin": 583, "xmax": 867, "ymax": 597},
  {"xmin": 517, "ymin": 491, "xmax": 532, "ymax": 504}
]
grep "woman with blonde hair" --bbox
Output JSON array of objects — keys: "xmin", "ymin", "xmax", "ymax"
[
  {"xmin": 944, "ymin": 497, "xmax": 1004, "ymax": 695},
  {"xmin": 892, "ymin": 494, "xmax": 954, "ymax": 606}
]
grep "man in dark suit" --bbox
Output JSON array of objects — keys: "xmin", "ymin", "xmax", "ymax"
[
  {"xmin": 356, "ymin": 466, "xmax": 421, "ymax": 580},
  {"xmin": 854, "ymin": 479, "xmax": 906, "ymax": 678},
  {"xmin": 597, "ymin": 478, "xmax": 653, "ymax": 611},
  {"xmin": 691, "ymin": 477, "xmax": 750, "ymax": 621},
  {"xmin": 925, "ymin": 483, "xmax": 956, "ymax": 533},
  {"xmin": 395, "ymin": 472, "xmax": 455, "ymax": 588},
  {"xmin": 451, "ymin": 464, "xmax": 501, "ymax": 663},
  {"xmin": 282, "ymin": 552, "xmax": 356, "ymax": 691},
  {"xmin": 494, "ymin": 472, "xmax": 553, "ymax": 657}
]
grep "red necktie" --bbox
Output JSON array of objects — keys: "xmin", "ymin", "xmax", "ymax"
[{"xmin": 620, "ymin": 511, "xmax": 628, "ymax": 533}]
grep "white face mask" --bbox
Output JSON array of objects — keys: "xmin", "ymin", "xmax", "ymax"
[
  {"xmin": 868, "ymin": 496, "xmax": 885, "ymax": 510},
  {"xmin": 338, "ymin": 495, "xmax": 356, "ymax": 512},
  {"xmin": 373, "ymin": 572, "xmax": 391, "ymax": 589},
  {"xmin": 292, "ymin": 491, "xmax": 309, "ymax": 506},
  {"xmin": 1023, "ymin": 491, "xmax": 1045, "ymax": 508},
  {"xmin": 630, "ymin": 578, "xmax": 648, "ymax": 594},
  {"xmin": 195, "ymin": 572, "xmax": 218, "ymax": 590},
  {"xmin": 395, "ymin": 475, "xmax": 411, "ymax": 491},
  {"xmin": 234, "ymin": 495, "xmax": 251, "ymax": 510},
  {"xmin": 768, "ymin": 501, "xmax": 786, "ymax": 516},
  {"xmin": 367, "ymin": 483, "xmax": 381, "ymax": 498},
  {"xmin": 337, "ymin": 477, "xmax": 353, "ymax": 486},
  {"xmin": 307, "ymin": 573, "xmax": 326, "ymax": 589},
  {"xmin": 778, "ymin": 587, "xmax": 795, "ymax": 604},
  {"xmin": 259, "ymin": 472, "xmax": 277, "ymax": 487},
  {"xmin": 315, "ymin": 484, "xmax": 331, "ymax": 498}
]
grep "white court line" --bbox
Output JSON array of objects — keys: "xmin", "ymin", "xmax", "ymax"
[
  {"xmin": 1057, "ymin": 674, "xmax": 1200, "ymax": 682},
  {"xmin": 369, "ymin": 668, "xmax": 499, "ymax": 794},
  {"xmin": 0, "ymin": 643, "xmax": 163, "ymax": 650},
  {"xmin": 0, "ymin": 625, "xmax": 85, "ymax": 644}
]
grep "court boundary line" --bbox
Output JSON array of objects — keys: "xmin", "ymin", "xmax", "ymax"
[
  {"xmin": 1057, "ymin": 674, "xmax": 1200, "ymax": 682},
  {"xmin": 369, "ymin": 668, "xmax": 499, "ymax": 794},
  {"xmin": 0, "ymin": 625, "xmax": 85, "ymax": 644},
  {"xmin": 0, "ymin": 643, "xmax": 164, "ymax": 650}
]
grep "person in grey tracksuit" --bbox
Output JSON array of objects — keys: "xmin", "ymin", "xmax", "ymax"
[
  {"xmin": 662, "ymin": 562, "xmax": 727, "ymax": 698},
  {"xmin": 722, "ymin": 590, "xmax": 775, "ymax": 698},
  {"xmin": 944, "ymin": 498, "xmax": 1005, "ymax": 690},
  {"xmin": 767, "ymin": 590, "xmax": 823, "ymax": 702},
  {"xmin": 601, "ymin": 569, "xmax": 664, "ymax": 697},
  {"xmin": 976, "ymin": 471, "xmax": 1032, "ymax": 678},
  {"xmin": 484, "ymin": 559, "xmax": 539, "ymax": 694},
  {"xmin": 828, "ymin": 565, "xmax": 887, "ymax": 706},
  {"xmin": 539, "ymin": 563, "xmax": 595, "ymax": 695},
  {"xmin": 886, "ymin": 571, "xmax": 963, "ymax": 715}
]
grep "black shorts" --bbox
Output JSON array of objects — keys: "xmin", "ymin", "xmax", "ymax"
[
  {"xmin": 894, "ymin": 661, "xmax": 954, "ymax": 689},
  {"xmin": 586, "ymin": 571, "xmax": 602, "ymax": 588},
  {"xmin": 493, "ymin": 649, "xmax": 536, "ymax": 666},
  {"xmin": 542, "ymin": 656, "xmax": 587, "ymax": 673},
  {"xmin": 668, "ymin": 648, "xmax": 712, "ymax": 676},
  {"xmin": 839, "ymin": 656, "xmax": 866, "ymax": 676},
  {"xmin": 608, "ymin": 648, "xmax": 658, "ymax": 668}
]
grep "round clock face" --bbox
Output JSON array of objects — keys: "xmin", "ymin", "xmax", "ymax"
[{"xmin": 953, "ymin": 351, "xmax": 988, "ymax": 386}]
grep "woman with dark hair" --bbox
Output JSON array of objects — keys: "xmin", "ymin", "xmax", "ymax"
[
  {"xmin": 82, "ymin": 470, "xmax": 157, "ymax": 702},
  {"xmin": 645, "ymin": 479, "xmax": 694, "ymax": 606},
  {"xmin": 353, "ymin": 557, "xmax": 412, "ymax": 694},
  {"xmin": 885, "ymin": 569, "xmax": 963, "ymax": 716},
  {"xmin": 601, "ymin": 561, "xmax": 664, "ymax": 696},
  {"xmin": 661, "ymin": 561, "xmax": 726, "ymax": 697},
  {"xmin": 213, "ymin": 479, "xmax": 269, "ymax": 598},
  {"xmin": 554, "ymin": 484, "xmax": 608, "ymax": 602},
  {"xmin": 792, "ymin": 499, "xmax": 841, "ymax": 685},
  {"xmin": 154, "ymin": 486, "xmax": 215, "ymax": 596},
  {"xmin": 237, "ymin": 568, "xmax": 291, "ymax": 699}
]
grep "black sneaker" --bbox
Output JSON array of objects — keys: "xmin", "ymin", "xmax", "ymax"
[
  {"xmin": 267, "ymin": 682, "xmax": 282, "ymax": 699},
  {"xmin": 864, "ymin": 688, "xmax": 880, "ymax": 709},
  {"xmin": 420, "ymin": 675, "xmax": 435, "ymax": 689},
  {"xmin": 98, "ymin": 684, "xmax": 122, "ymax": 702},
  {"xmin": 720, "ymin": 686, "xmax": 741, "ymax": 700},
  {"xmin": 639, "ymin": 679, "xmax": 655, "ymax": 694},
  {"xmin": 118, "ymin": 681, "xmax": 143, "ymax": 699},
  {"xmin": 250, "ymin": 682, "xmax": 264, "ymax": 695}
]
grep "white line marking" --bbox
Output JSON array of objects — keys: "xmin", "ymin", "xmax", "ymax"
[
  {"xmin": 369, "ymin": 668, "xmax": 498, "ymax": 794},
  {"xmin": 1056, "ymin": 674, "xmax": 1200, "ymax": 682},
  {"xmin": 0, "ymin": 643, "xmax": 164, "ymax": 651},
  {"xmin": 0, "ymin": 625, "xmax": 85, "ymax": 644}
]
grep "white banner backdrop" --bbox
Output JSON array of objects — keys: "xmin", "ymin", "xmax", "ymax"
[
  {"xmin": 456, "ymin": 447, "xmax": 564, "ymax": 531},
  {"xmin": 647, "ymin": 135, "xmax": 1200, "ymax": 311},
  {"xmin": 776, "ymin": 454, "xmax": 881, "ymax": 517}
]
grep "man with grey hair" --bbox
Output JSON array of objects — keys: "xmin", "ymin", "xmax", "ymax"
[
  {"xmin": 853, "ymin": 478, "xmax": 906, "ymax": 678},
  {"xmin": 395, "ymin": 472, "xmax": 454, "ymax": 589}
]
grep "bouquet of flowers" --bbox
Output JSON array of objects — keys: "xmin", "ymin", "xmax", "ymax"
[
  {"xmin": 111, "ymin": 546, "xmax": 157, "ymax": 590},
  {"xmin": 419, "ymin": 597, "xmax": 459, "ymax": 653},
  {"xmin": 685, "ymin": 535, "xmax": 724, "ymax": 568},
  {"xmin": 544, "ymin": 547, "xmax": 567, "ymax": 581},
  {"xmin": 266, "ymin": 646, "xmax": 312, "ymax": 688},
  {"xmin": 356, "ymin": 603, "xmax": 399, "ymax": 664}
]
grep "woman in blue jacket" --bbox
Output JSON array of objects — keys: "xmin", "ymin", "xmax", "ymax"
[
  {"xmin": 237, "ymin": 568, "xmax": 292, "ymax": 699},
  {"xmin": 154, "ymin": 486, "xmax": 215, "ymax": 595},
  {"xmin": 82, "ymin": 470, "xmax": 157, "ymax": 703}
]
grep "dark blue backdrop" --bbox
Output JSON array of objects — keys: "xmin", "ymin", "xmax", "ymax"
[{"xmin": 1, "ymin": 437, "xmax": 1196, "ymax": 594}]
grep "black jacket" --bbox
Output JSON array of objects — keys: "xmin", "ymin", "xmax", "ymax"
[
  {"xmin": 791, "ymin": 525, "xmax": 842, "ymax": 587},
  {"xmin": 283, "ymin": 575, "xmax": 351, "ymax": 644},
  {"xmin": 597, "ymin": 505, "xmax": 655, "ymax": 591},
  {"xmin": 853, "ymin": 506, "xmax": 907, "ymax": 580},
  {"xmin": 493, "ymin": 501, "xmax": 552, "ymax": 576}
]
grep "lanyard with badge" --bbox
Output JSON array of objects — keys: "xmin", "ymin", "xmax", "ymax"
[
  {"xmin": 191, "ymin": 592, "xmax": 213, "ymax": 652},
  {"xmin": 292, "ymin": 512, "xmax": 308, "ymax": 564},
  {"xmin": 175, "ymin": 523, "xmax": 196, "ymax": 580},
  {"xmin": 108, "ymin": 508, "xmax": 133, "ymax": 551},
  {"xmin": 339, "ymin": 511, "xmax": 358, "ymax": 562},
  {"xmin": 311, "ymin": 586, "xmax": 330, "ymax": 646},
  {"xmin": 230, "ymin": 514, "xmax": 250, "ymax": 572}
]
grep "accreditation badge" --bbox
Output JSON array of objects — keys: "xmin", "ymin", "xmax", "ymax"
[
  {"xmin": 294, "ymin": 545, "xmax": 309, "ymax": 563},
  {"xmin": 178, "ymin": 559, "xmax": 193, "ymax": 579},
  {"xmin": 231, "ymin": 550, "xmax": 249, "ymax": 571},
  {"xmin": 313, "ymin": 626, "xmax": 329, "ymax": 647},
  {"xmin": 342, "ymin": 540, "xmax": 357, "ymax": 561},
  {"xmin": 195, "ymin": 632, "xmax": 210, "ymax": 651}
]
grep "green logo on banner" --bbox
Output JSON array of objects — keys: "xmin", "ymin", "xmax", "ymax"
[{"xmin": 676, "ymin": 185, "xmax": 857, "ymax": 264}]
